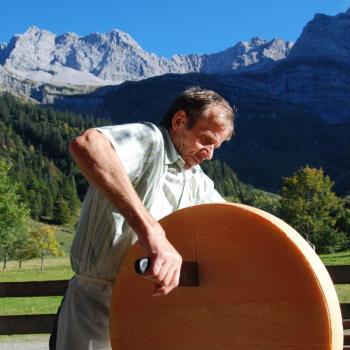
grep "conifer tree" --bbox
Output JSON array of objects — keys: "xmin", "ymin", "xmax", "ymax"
[
  {"xmin": 53, "ymin": 198, "xmax": 71, "ymax": 225},
  {"xmin": 62, "ymin": 176, "xmax": 80, "ymax": 214},
  {"xmin": 44, "ymin": 189, "xmax": 54, "ymax": 218}
]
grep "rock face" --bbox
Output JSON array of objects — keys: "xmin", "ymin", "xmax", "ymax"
[
  {"xmin": 200, "ymin": 37, "xmax": 293, "ymax": 73},
  {"xmin": 228, "ymin": 8, "xmax": 350, "ymax": 123},
  {"xmin": 0, "ymin": 43, "xmax": 7, "ymax": 60},
  {"xmin": 288, "ymin": 9, "xmax": 350, "ymax": 63},
  {"xmin": 0, "ymin": 26, "xmax": 292, "ymax": 87}
]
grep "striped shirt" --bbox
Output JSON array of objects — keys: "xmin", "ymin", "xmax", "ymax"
[{"xmin": 70, "ymin": 122, "xmax": 224, "ymax": 280}]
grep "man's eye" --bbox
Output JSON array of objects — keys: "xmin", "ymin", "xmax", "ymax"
[{"xmin": 201, "ymin": 136, "xmax": 211, "ymax": 144}]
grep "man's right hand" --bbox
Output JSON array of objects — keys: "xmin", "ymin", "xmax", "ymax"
[{"xmin": 137, "ymin": 222, "xmax": 182, "ymax": 297}]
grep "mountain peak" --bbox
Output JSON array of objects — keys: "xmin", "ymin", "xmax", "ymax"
[
  {"xmin": 288, "ymin": 8, "xmax": 350, "ymax": 63},
  {"xmin": 27, "ymin": 25, "xmax": 40, "ymax": 33},
  {"xmin": 60, "ymin": 32, "xmax": 78, "ymax": 38},
  {"xmin": 22, "ymin": 25, "xmax": 53, "ymax": 37},
  {"xmin": 106, "ymin": 28, "xmax": 141, "ymax": 48},
  {"xmin": 250, "ymin": 36, "xmax": 266, "ymax": 45},
  {"xmin": 109, "ymin": 28, "xmax": 128, "ymax": 36}
]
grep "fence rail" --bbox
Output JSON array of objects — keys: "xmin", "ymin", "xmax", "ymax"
[
  {"xmin": 0, "ymin": 266, "xmax": 349, "ymax": 348},
  {"xmin": 0, "ymin": 280, "xmax": 68, "ymax": 298}
]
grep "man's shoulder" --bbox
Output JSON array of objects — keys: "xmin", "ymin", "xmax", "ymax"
[
  {"xmin": 97, "ymin": 122, "xmax": 163, "ymax": 141},
  {"xmin": 139, "ymin": 122, "xmax": 164, "ymax": 144},
  {"xmin": 97, "ymin": 121, "xmax": 159, "ymax": 132},
  {"xmin": 134, "ymin": 121, "xmax": 160, "ymax": 132}
]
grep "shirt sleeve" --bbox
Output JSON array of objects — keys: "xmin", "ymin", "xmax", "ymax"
[
  {"xmin": 95, "ymin": 122, "xmax": 162, "ymax": 185},
  {"xmin": 194, "ymin": 169, "xmax": 226, "ymax": 204}
]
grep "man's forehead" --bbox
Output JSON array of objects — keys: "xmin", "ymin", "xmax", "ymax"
[
  {"xmin": 196, "ymin": 124, "xmax": 231, "ymax": 145},
  {"xmin": 207, "ymin": 104, "xmax": 231, "ymax": 117},
  {"xmin": 198, "ymin": 116, "xmax": 232, "ymax": 138},
  {"xmin": 207, "ymin": 106, "xmax": 232, "ymax": 128}
]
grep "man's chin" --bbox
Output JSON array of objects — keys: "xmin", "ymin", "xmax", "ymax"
[{"xmin": 185, "ymin": 157, "xmax": 200, "ymax": 169}]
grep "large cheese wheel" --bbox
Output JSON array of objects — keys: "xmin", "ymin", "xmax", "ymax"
[{"xmin": 110, "ymin": 203, "xmax": 343, "ymax": 349}]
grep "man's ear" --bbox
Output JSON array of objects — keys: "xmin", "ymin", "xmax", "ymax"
[{"xmin": 171, "ymin": 110, "xmax": 188, "ymax": 131}]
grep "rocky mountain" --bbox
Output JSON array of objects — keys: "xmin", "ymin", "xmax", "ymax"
[
  {"xmin": 199, "ymin": 37, "xmax": 293, "ymax": 73},
  {"xmin": 288, "ymin": 8, "xmax": 350, "ymax": 63},
  {"xmin": 44, "ymin": 7, "xmax": 350, "ymax": 194},
  {"xmin": 1, "ymin": 8, "xmax": 349, "ymax": 196},
  {"xmin": 0, "ymin": 25, "xmax": 292, "ymax": 90},
  {"xmin": 215, "ymin": 8, "xmax": 350, "ymax": 123},
  {"xmin": 49, "ymin": 7, "xmax": 350, "ymax": 124},
  {"xmin": 1, "ymin": 7, "xmax": 349, "ymax": 124}
]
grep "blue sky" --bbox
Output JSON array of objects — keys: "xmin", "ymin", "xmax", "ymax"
[{"xmin": 1, "ymin": 0, "xmax": 349, "ymax": 57}]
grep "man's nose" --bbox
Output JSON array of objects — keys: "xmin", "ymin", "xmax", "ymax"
[{"xmin": 205, "ymin": 145, "xmax": 214, "ymax": 160}]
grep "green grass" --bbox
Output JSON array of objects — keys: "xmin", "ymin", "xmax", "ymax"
[
  {"xmin": 335, "ymin": 285, "xmax": 350, "ymax": 303},
  {"xmin": 0, "ymin": 256, "xmax": 73, "ymax": 282},
  {"xmin": 0, "ymin": 334, "xmax": 50, "ymax": 343},
  {"xmin": 319, "ymin": 250, "xmax": 350, "ymax": 266},
  {"xmin": 1, "ymin": 296, "xmax": 63, "ymax": 315},
  {"xmin": 0, "ymin": 256, "xmax": 73, "ymax": 316},
  {"xmin": 319, "ymin": 250, "xmax": 350, "ymax": 303}
]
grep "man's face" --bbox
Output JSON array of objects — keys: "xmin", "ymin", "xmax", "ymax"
[{"xmin": 169, "ymin": 106, "xmax": 232, "ymax": 169}]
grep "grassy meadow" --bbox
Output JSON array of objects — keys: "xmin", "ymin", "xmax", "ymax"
[{"xmin": 0, "ymin": 256, "xmax": 73, "ymax": 316}]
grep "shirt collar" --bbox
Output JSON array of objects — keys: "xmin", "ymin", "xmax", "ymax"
[
  {"xmin": 159, "ymin": 126, "xmax": 202, "ymax": 174},
  {"xmin": 159, "ymin": 126, "xmax": 185, "ymax": 168}
]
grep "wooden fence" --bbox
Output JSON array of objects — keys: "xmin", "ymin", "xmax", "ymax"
[{"xmin": 0, "ymin": 265, "xmax": 349, "ymax": 348}]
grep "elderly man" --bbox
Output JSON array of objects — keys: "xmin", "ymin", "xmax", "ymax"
[{"xmin": 50, "ymin": 87, "xmax": 235, "ymax": 350}]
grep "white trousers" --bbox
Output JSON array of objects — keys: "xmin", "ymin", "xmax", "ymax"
[{"xmin": 55, "ymin": 275, "xmax": 114, "ymax": 350}]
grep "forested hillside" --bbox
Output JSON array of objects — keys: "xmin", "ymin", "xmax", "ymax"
[
  {"xmin": 0, "ymin": 93, "xmax": 255, "ymax": 222},
  {"xmin": 0, "ymin": 93, "xmax": 349, "ymax": 253},
  {"xmin": 0, "ymin": 93, "xmax": 108, "ymax": 221}
]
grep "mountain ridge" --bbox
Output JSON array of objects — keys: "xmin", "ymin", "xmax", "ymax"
[{"xmin": 0, "ymin": 25, "xmax": 293, "ymax": 87}]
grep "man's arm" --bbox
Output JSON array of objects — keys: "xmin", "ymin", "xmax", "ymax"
[{"xmin": 69, "ymin": 128, "xmax": 181, "ymax": 296}]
